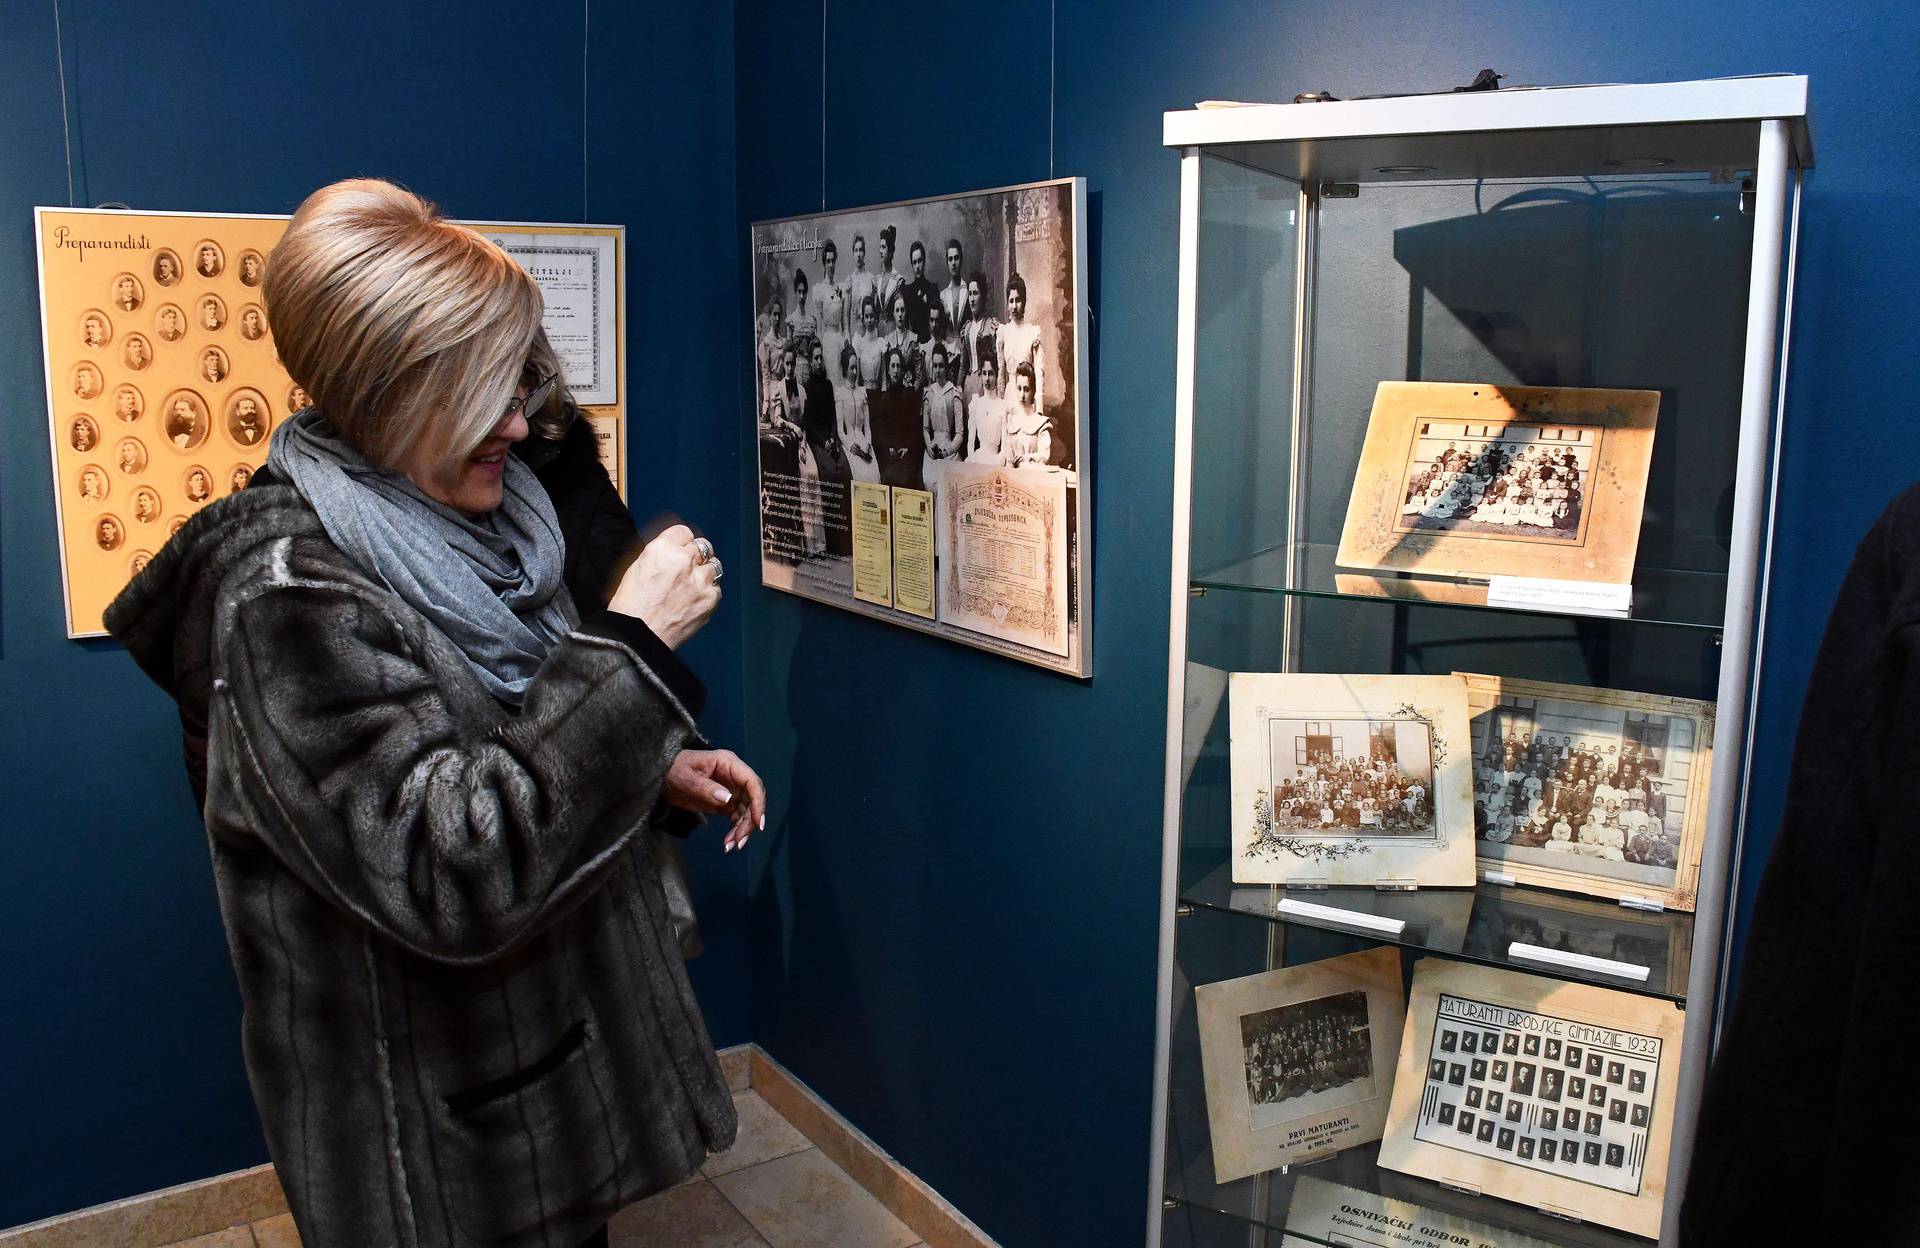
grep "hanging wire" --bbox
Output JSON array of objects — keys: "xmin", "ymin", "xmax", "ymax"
[
  {"xmin": 820, "ymin": 0, "xmax": 828, "ymax": 209},
  {"xmin": 52, "ymin": 0, "xmax": 75, "ymax": 206}
]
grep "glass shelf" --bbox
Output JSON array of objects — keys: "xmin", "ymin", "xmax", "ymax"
[
  {"xmin": 1192, "ymin": 542, "xmax": 1728, "ymax": 635},
  {"xmin": 1182, "ymin": 863, "xmax": 1694, "ymax": 1003},
  {"xmin": 1164, "ymin": 1142, "xmax": 1652, "ymax": 1248}
]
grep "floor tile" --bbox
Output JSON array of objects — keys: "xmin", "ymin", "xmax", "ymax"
[
  {"xmin": 251, "ymin": 1212, "xmax": 302, "ymax": 1247},
  {"xmin": 607, "ymin": 1180, "xmax": 768, "ymax": 1248},
  {"xmin": 704, "ymin": 1090, "xmax": 814, "ymax": 1177},
  {"xmin": 711, "ymin": 1149, "xmax": 919, "ymax": 1248}
]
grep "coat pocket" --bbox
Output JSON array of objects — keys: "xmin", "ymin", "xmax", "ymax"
[{"xmin": 436, "ymin": 1018, "xmax": 625, "ymax": 1244}]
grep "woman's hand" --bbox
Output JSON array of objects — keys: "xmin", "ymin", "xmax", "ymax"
[
  {"xmin": 663, "ymin": 749, "xmax": 767, "ymax": 852},
  {"xmin": 609, "ymin": 524, "xmax": 719, "ymax": 649}
]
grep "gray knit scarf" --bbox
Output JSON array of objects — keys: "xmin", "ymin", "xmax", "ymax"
[{"xmin": 268, "ymin": 408, "xmax": 579, "ymax": 707}]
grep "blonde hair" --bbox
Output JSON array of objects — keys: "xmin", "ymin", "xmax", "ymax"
[{"xmin": 263, "ymin": 178, "xmax": 545, "ymax": 468}]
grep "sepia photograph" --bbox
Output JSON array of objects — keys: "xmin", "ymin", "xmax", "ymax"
[
  {"xmin": 78, "ymin": 466, "xmax": 108, "ymax": 503},
  {"xmin": 750, "ymin": 179, "xmax": 1089, "ymax": 676},
  {"xmin": 1195, "ymin": 948, "xmax": 1405, "ymax": 1184},
  {"xmin": 155, "ymin": 303, "xmax": 186, "ymax": 342},
  {"xmin": 1239, "ymin": 990, "xmax": 1376, "ymax": 1129},
  {"xmin": 1337, "ymin": 382, "xmax": 1659, "ymax": 586},
  {"xmin": 111, "ymin": 272, "xmax": 144, "ymax": 311},
  {"xmin": 131, "ymin": 487, "xmax": 160, "ymax": 525},
  {"xmin": 95, "ymin": 514, "xmax": 124, "ymax": 551},
  {"xmin": 1262, "ymin": 716, "xmax": 1436, "ymax": 838},
  {"xmin": 238, "ymin": 303, "xmax": 267, "ymax": 341},
  {"xmin": 237, "ymin": 249, "xmax": 265, "ymax": 286},
  {"xmin": 70, "ymin": 415, "xmax": 98, "ymax": 451},
  {"xmin": 73, "ymin": 362, "xmax": 101, "ymax": 399},
  {"xmin": 228, "ymin": 463, "xmax": 253, "ymax": 493},
  {"xmin": 1230, "ymin": 673, "xmax": 1477, "ymax": 887},
  {"xmin": 113, "ymin": 385, "xmax": 143, "ymax": 423},
  {"xmin": 162, "ymin": 391, "xmax": 208, "ymax": 452},
  {"xmin": 287, "ymin": 383, "xmax": 311, "ymax": 414},
  {"xmin": 1459, "ymin": 672, "xmax": 1715, "ymax": 910},
  {"xmin": 127, "ymin": 550, "xmax": 152, "ymax": 576},
  {"xmin": 193, "ymin": 239, "xmax": 225, "ymax": 278},
  {"xmin": 116, "ymin": 437, "xmax": 148, "ymax": 475},
  {"xmin": 123, "ymin": 333, "xmax": 153, "ymax": 371},
  {"xmin": 152, "ymin": 249, "xmax": 182, "ymax": 287},
  {"xmin": 199, "ymin": 346, "xmax": 229, "ymax": 385},
  {"xmin": 226, "ymin": 390, "xmax": 269, "ymax": 447},
  {"xmin": 80, "ymin": 310, "xmax": 111, "ymax": 349},
  {"xmin": 199, "ymin": 295, "xmax": 227, "ymax": 332},
  {"xmin": 183, "ymin": 466, "xmax": 213, "ymax": 504}
]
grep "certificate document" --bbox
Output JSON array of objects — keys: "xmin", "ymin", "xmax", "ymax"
[
  {"xmin": 1281, "ymin": 1176, "xmax": 1558, "ymax": 1248},
  {"xmin": 890, "ymin": 487, "xmax": 935, "ymax": 619},
  {"xmin": 936, "ymin": 463, "xmax": 1070, "ymax": 657},
  {"xmin": 483, "ymin": 231, "xmax": 619, "ymax": 405},
  {"xmin": 851, "ymin": 481, "xmax": 893, "ymax": 606}
]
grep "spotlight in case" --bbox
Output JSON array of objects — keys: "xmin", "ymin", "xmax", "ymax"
[
  {"xmin": 1603, "ymin": 156, "xmax": 1675, "ymax": 169},
  {"xmin": 1372, "ymin": 165, "xmax": 1438, "ymax": 175}
]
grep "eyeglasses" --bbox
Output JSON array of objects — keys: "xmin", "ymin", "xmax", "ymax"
[{"xmin": 505, "ymin": 371, "xmax": 561, "ymax": 422}]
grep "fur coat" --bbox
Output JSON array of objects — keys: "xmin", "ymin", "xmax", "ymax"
[{"xmin": 106, "ymin": 485, "xmax": 736, "ymax": 1248}]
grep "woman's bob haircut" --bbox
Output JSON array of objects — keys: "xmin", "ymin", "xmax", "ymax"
[{"xmin": 264, "ymin": 178, "xmax": 551, "ymax": 468}]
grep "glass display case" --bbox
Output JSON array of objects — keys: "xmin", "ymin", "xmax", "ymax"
[{"xmin": 1151, "ymin": 78, "xmax": 1812, "ymax": 1246}]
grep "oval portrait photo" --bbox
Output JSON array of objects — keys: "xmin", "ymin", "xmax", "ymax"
[
  {"xmin": 286, "ymin": 383, "xmax": 311, "ymax": 414},
  {"xmin": 70, "ymin": 415, "xmax": 99, "ymax": 452},
  {"xmin": 228, "ymin": 463, "xmax": 254, "ymax": 493},
  {"xmin": 225, "ymin": 388, "xmax": 270, "ymax": 449},
  {"xmin": 168, "ymin": 515, "xmax": 188, "ymax": 537},
  {"xmin": 131, "ymin": 486, "xmax": 161, "ymax": 525},
  {"xmin": 161, "ymin": 390, "xmax": 210, "ymax": 452},
  {"xmin": 112, "ymin": 384, "xmax": 143, "ymax": 424},
  {"xmin": 199, "ymin": 294, "xmax": 227, "ymax": 333},
  {"xmin": 115, "ymin": 437, "xmax": 149, "ymax": 475},
  {"xmin": 80, "ymin": 309, "xmax": 112, "ymax": 349},
  {"xmin": 112, "ymin": 272, "xmax": 145, "ymax": 312},
  {"xmin": 73, "ymin": 362, "xmax": 103, "ymax": 400},
  {"xmin": 128, "ymin": 550, "xmax": 154, "ymax": 576},
  {"xmin": 122, "ymin": 333, "xmax": 154, "ymax": 372},
  {"xmin": 95, "ymin": 514, "xmax": 125, "ymax": 552},
  {"xmin": 152, "ymin": 249, "xmax": 183, "ymax": 287},
  {"xmin": 237, "ymin": 249, "xmax": 265, "ymax": 287},
  {"xmin": 183, "ymin": 465, "xmax": 214, "ymax": 504},
  {"xmin": 155, "ymin": 303, "xmax": 186, "ymax": 342},
  {"xmin": 78, "ymin": 465, "xmax": 109, "ymax": 503},
  {"xmin": 237, "ymin": 303, "xmax": 268, "ymax": 342},
  {"xmin": 193, "ymin": 239, "xmax": 225, "ymax": 279},
  {"xmin": 198, "ymin": 346, "xmax": 230, "ymax": 385}
]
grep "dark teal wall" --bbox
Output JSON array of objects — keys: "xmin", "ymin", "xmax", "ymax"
[
  {"xmin": 0, "ymin": 0, "xmax": 744, "ymax": 1230},
  {"xmin": 733, "ymin": 3, "xmax": 1920, "ymax": 1246}
]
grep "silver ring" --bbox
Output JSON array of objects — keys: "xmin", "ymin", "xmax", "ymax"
[
  {"xmin": 693, "ymin": 537, "xmax": 714, "ymax": 564},
  {"xmin": 709, "ymin": 558, "xmax": 724, "ymax": 582}
]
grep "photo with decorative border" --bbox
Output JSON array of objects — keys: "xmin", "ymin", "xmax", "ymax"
[
  {"xmin": 236, "ymin": 249, "xmax": 265, "ymax": 287},
  {"xmin": 1457, "ymin": 672, "xmax": 1715, "ymax": 911},
  {"xmin": 160, "ymin": 389, "xmax": 209, "ymax": 452},
  {"xmin": 1379, "ymin": 959, "xmax": 1686, "ymax": 1239},
  {"xmin": 197, "ymin": 294, "xmax": 227, "ymax": 332},
  {"xmin": 112, "ymin": 384, "xmax": 143, "ymax": 424},
  {"xmin": 154, "ymin": 303, "xmax": 186, "ymax": 342},
  {"xmin": 1337, "ymin": 382, "xmax": 1659, "ymax": 586},
  {"xmin": 111, "ymin": 272, "xmax": 144, "ymax": 312},
  {"xmin": 224, "ymin": 388, "xmax": 270, "ymax": 449},
  {"xmin": 1196, "ymin": 948, "xmax": 1406, "ymax": 1184},
  {"xmin": 191, "ymin": 239, "xmax": 225, "ymax": 279},
  {"xmin": 151, "ymin": 249, "xmax": 182, "ymax": 287},
  {"xmin": 749, "ymin": 178, "xmax": 1090, "ymax": 677},
  {"xmin": 237, "ymin": 302, "xmax": 267, "ymax": 341},
  {"xmin": 1229, "ymin": 673, "xmax": 1476, "ymax": 886},
  {"xmin": 80, "ymin": 309, "xmax": 112, "ymax": 349}
]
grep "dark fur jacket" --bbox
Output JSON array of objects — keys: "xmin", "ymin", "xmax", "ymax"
[{"xmin": 105, "ymin": 484, "xmax": 737, "ymax": 1248}]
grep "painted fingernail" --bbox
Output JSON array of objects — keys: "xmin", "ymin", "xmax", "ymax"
[
  {"xmin": 759, "ymin": 814, "xmax": 766, "ymax": 831},
  {"xmin": 712, "ymin": 786, "xmax": 732, "ymax": 803}
]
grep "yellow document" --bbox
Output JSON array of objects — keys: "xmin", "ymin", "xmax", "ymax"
[
  {"xmin": 890, "ymin": 487, "xmax": 934, "ymax": 619},
  {"xmin": 851, "ymin": 480, "xmax": 892, "ymax": 606}
]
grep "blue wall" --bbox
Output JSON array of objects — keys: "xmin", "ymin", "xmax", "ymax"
[
  {"xmin": 733, "ymin": 3, "xmax": 1920, "ymax": 1245},
  {"xmin": 0, "ymin": 0, "xmax": 745, "ymax": 1229}
]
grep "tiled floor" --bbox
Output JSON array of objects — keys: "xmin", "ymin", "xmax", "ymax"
[{"xmin": 160, "ymin": 1090, "xmax": 923, "ymax": 1248}]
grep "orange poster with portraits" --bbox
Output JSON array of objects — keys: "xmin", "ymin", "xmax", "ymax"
[{"xmin": 35, "ymin": 208, "xmax": 626, "ymax": 637}]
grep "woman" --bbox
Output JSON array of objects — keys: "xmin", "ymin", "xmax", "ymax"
[{"xmin": 105, "ymin": 180, "xmax": 760, "ymax": 1248}]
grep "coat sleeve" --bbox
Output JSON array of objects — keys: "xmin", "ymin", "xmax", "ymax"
[{"xmin": 210, "ymin": 578, "xmax": 698, "ymax": 965}]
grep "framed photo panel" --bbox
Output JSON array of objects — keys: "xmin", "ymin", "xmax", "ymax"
[
  {"xmin": 749, "ymin": 179, "xmax": 1090, "ymax": 676},
  {"xmin": 1195, "ymin": 948, "xmax": 1406, "ymax": 1183},
  {"xmin": 1458, "ymin": 672, "xmax": 1715, "ymax": 911},
  {"xmin": 1336, "ymin": 382, "xmax": 1659, "ymax": 585},
  {"xmin": 1379, "ymin": 959, "xmax": 1686, "ymax": 1239},
  {"xmin": 1228, "ymin": 673, "xmax": 1477, "ymax": 887}
]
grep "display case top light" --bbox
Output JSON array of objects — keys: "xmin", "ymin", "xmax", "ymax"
[{"xmin": 1164, "ymin": 75, "xmax": 1813, "ymax": 183}]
